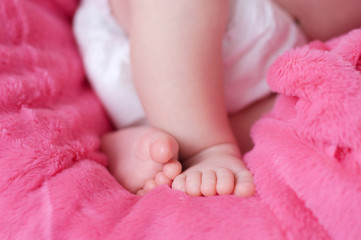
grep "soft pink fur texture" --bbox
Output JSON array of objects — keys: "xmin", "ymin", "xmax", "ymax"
[{"xmin": 1, "ymin": 0, "xmax": 361, "ymax": 239}]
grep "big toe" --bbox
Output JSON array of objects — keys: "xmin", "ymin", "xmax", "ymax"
[
  {"xmin": 150, "ymin": 133, "xmax": 179, "ymax": 164},
  {"xmin": 172, "ymin": 174, "xmax": 187, "ymax": 193}
]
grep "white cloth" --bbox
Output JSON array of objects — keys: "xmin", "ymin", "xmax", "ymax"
[{"xmin": 73, "ymin": 0, "xmax": 306, "ymax": 128}]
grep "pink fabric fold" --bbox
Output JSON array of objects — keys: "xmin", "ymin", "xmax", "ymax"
[{"xmin": 1, "ymin": 1, "xmax": 360, "ymax": 239}]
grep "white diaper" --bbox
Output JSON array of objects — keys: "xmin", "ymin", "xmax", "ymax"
[{"xmin": 74, "ymin": 0, "xmax": 306, "ymax": 128}]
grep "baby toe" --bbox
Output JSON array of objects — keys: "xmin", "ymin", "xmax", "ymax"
[
  {"xmin": 150, "ymin": 134, "xmax": 179, "ymax": 164},
  {"xmin": 233, "ymin": 171, "xmax": 255, "ymax": 197},
  {"xmin": 136, "ymin": 189, "xmax": 146, "ymax": 196},
  {"xmin": 216, "ymin": 168, "xmax": 234, "ymax": 195},
  {"xmin": 144, "ymin": 179, "xmax": 157, "ymax": 192},
  {"xmin": 200, "ymin": 170, "xmax": 217, "ymax": 196},
  {"xmin": 163, "ymin": 159, "xmax": 182, "ymax": 180},
  {"xmin": 155, "ymin": 172, "xmax": 172, "ymax": 186},
  {"xmin": 172, "ymin": 174, "xmax": 187, "ymax": 192},
  {"xmin": 186, "ymin": 171, "xmax": 202, "ymax": 196}
]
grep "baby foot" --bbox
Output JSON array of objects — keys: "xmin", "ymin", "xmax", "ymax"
[
  {"xmin": 101, "ymin": 127, "xmax": 182, "ymax": 195},
  {"xmin": 172, "ymin": 143, "xmax": 255, "ymax": 197}
]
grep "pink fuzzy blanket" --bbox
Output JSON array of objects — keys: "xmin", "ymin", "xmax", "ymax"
[{"xmin": 1, "ymin": 0, "xmax": 361, "ymax": 239}]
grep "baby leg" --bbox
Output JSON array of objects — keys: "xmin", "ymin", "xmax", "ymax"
[
  {"xmin": 108, "ymin": 0, "xmax": 271, "ymax": 197},
  {"xmin": 102, "ymin": 127, "xmax": 181, "ymax": 195},
  {"xmin": 230, "ymin": 94, "xmax": 277, "ymax": 153}
]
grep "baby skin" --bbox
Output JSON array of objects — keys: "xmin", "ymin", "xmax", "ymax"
[
  {"xmin": 102, "ymin": 0, "xmax": 361, "ymax": 197},
  {"xmin": 102, "ymin": 125, "xmax": 256, "ymax": 196},
  {"xmin": 103, "ymin": 0, "xmax": 259, "ymax": 197},
  {"xmin": 102, "ymin": 127, "xmax": 181, "ymax": 195},
  {"xmin": 102, "ymin": 94, "xmax": 276, "ymax": 196}
]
